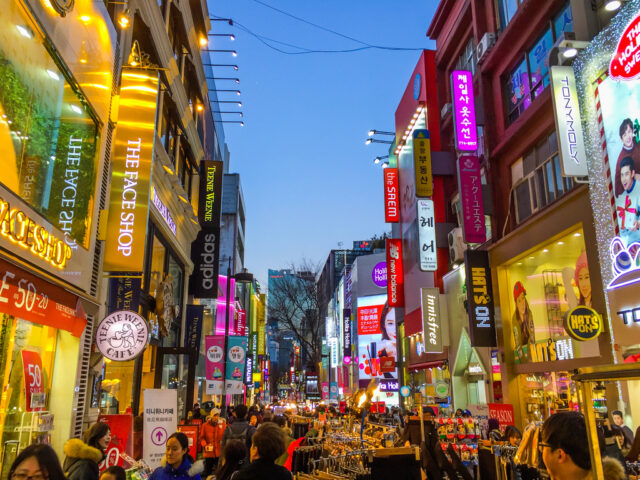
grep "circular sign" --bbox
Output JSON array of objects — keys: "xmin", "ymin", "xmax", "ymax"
[
  {"xmin": 435, "ymin": 381, "xmax": 449, "ymax": 399},
  {"xmin": 400, "ymin": 386, "xmax": 411, "ymax": 398},
  {"xmin": 207, "ymin": 345, "xmax": 223, "ymax": 363},
  {"xmin": 228, "ymin": 345, "xmax": 245, "ymax": 364},
  {"xmin": 96, "ymin": 310, "xmax": 149, "ymax": 361},
  {"xmin": 47, "ymin": 0, "xmax": 74, "ymax": 16},
  {"xmin": 372, "ymin": 262, "xmax": 387, "ymax": 288},
  {"xmin": 564, "ymin": 306, "xmax": 603, "ymax": 342},
  {"xmin": 413, "ymin": 73, "xmax": 422, "ymax": 100}
]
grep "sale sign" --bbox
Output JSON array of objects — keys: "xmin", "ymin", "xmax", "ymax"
[
  {"xmin": 97, "ymin": 414, "xmax": 133, "ymax": 471},
  {"xmin": 488, "ymin": 403, "xmax": 515, "ymax": 433},
  {"xmin": 21, "ymin": 350, "xmax": 44, "ymax": 412},
  {"xmin": 609, "ymin": 11, "xmax": 640, "ymax": 81},
  {"xmin": 357, "ymin": 305, "xmax": 384, "ymax": 335},
  {"xmin": 383, "ymin": 168, "xmax": 400, "ymax": 223}
]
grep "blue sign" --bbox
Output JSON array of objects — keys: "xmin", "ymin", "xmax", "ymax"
[
  {"xmin": 413, "ymin": 74, "xmax": 422, "ymax": 100},
  {"xmin": 400, "ymin": 386, "xmax": 411, "ymax": 398}
]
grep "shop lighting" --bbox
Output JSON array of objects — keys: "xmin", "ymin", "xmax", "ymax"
[
  {"xmin": 118, "ymin": 9, "xmax": 131, "ymax": 28},
  {"xmin": 574, "ymin": 232, "xmax": 581, "ymax": 237},
  {"xmin": 199, "ymin": 36, "xmax": 208, "ymax": 47},
  {"xmin": 220, "ymin": 121, "xmax": 244, "ymax": 126},
  {"xmin": 543, "ymin": 249, "xmax": 549, "ymax": 253},
  {"xmin": 209, "ymin": 34, "xmax": 235, "ymax": 41},
  {"xmin": 374, "ymin": 155, "xmax": 389, "ymax": 165},
  {"xmin": 368, "ymin": 129, "xmax": 394, "ymax": 137},
  {"xmin": 80, "ymin": 15, "xmax": 91, "ymax": 23},
  {"xmin": 213, "ymin": 111, "xmax": 243, "ymax": 116},
  {"xmin": 70, "ymin": 105, "xmax": 82, "ymax": 114},
  {"xmin": 206, "ymin": 77, "xmax": 240, "ymax": 84},
  {"xmin": 365, "ymin": 138, "xmax": 392, "ymax": 145},
  {"xmin": 196, "ymin": 103, "xmax": 204, "ymax": 112},
  {"xmin": 605, "ymin": 0, "xmax": 622, "ymax": 11},
  {"xmin": 211, "ymin": 101, "xmax": 242, "ymax": 107},
  {"xmin": 203, "ymin": 49, "xmax": 238, "ymax": 57},
  {"xmin": 203, "ymin": 64, "xmax": 239, "ymax": 70},
  {"xmin": 381, "ymin": 161, "xmax": 390, "ymax": 168},
  {"xmin": 558, "ymin": 241, "xmax": 564, "ymax": 245},
  {"xmin": 46, "ymin": 69, "xmax": 60, "ymax": 81},
  {"xmin": 16, "ymin": 25, "xmax": 33, "ymax": 39},
  {"xmin": 217, "ymin": 89, "xmax": 241, "ymax": 96},
  {"xmin": 562, "ymin": 47, "xmax": 578, "ymax": 59}
]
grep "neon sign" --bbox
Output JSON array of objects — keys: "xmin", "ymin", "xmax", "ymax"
[{"xmin": 608, "ymin": 236, "xmax": 640, "ymax": 289}]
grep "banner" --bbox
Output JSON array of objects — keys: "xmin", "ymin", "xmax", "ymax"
[
  {"xmin": 420, "ymin": 287, "xmax": 442, "ymax": 353},
  {"xmin": 21, "ymin": 351, "xmax": 44, "ymax": 412},
  {"xmin": 413, "ymin": 130, "xmax": 433, "ymax": 197},
  {"xmin": 464, "ymin": 250, "xmax": 497, "ymax": 347},
  {"xmin": 321, "ymin": 382, "xmax": 329, "ymax": 400},
  {"xmin": 225, "ymin": 336, "xmax": 248, "ymax": 395},
  {"xmin": 386, "ymin": 239, "xmax": 405, "ymax": 307},
  {"xmin": 343, "ymin": 308, "xmax": 352, "ymax": 361},
  {"xmin": 384, "ymin": 168, "xmax": 400, "ymax": 223},
  {"xmin": 329, "ymin": 382, "xmax": 338, "ymax": 400},
  {"xmin": 357, "ymin": 305, "xmax": 384, "ymax": 335},
  {"xmin": 205, "ymin": 335, "xmax": 224, "ymax": 394},
  {"xmin": 108, "ymin": 276, "xmax": 142, "ymax": 315},
  {"xmin": 488, "ymin": 403, "xmax": 515, "ymax": 433},
  {"xmin": 236, "ymin": 309, "xmax": 246, "ymax": 337},
  {"xmin": 457, "ymin": 155, "xmax": 486, "ymax": 244},
  {"xmin": 177, "ymin": 425, "xmax": 199, "ymax": 460},
  {"xmin": 451, "ymin": 70, "xmax": 478, "ymax": 151},
  {"xmin": 143, "ymin": 389, "xmax": 177, "ymax": 469},
  {"xmin": 244, "ymin": 354, "xmax": 254, "ymax": 386},
  {"xmin": 184, "ymin": 305, "xmax": 204, "ymax": 357},
  {"xmin": 417, "ymin": 199, "xmax": 437, "ymax": 271},
  {"xmin": 103, "ymin": 68, "xmax": 158, "ymax": 272},
  {"xmin": 97, "ymin": 414, "xmax": 133, "ymax": 471}
]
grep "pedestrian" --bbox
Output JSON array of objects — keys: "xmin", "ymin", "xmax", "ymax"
[
  {"xmin": 8, "ymin": 444, "xmax": 66, "ymax": 480},
  {"xmin": 487, "ymin": 418, "xmax": 502, "ymax": 442},
  {"xmin": 64, "ymin": 422, "xmax": 111, "ymax": 480},
  {"xmin": 248, "ymin": 414, "xmax": 258, "ymax": 427},
  {"xmin": 233, "ymin": 423, "xmax": 292, "ymax": 480},
  {"xmin": 222, "ymin": 405, "xmax": 256, "ymax": 453},
  {"xmin": 273, "ymin": 416, "xmax": 294, "ymax": 467},
  {"xmin": 100, "ymin": 465, "xmax": 126, "ymax": 480},
  {"xmin": 192, "ymin": 403, "xmax": 203, "ymax": 420},
  {"xmin": 502, "ymin": 425, "xmax": 522, "ymax": 446},
  {"xmin": 149, "ymin": 432, "xmax": 204, "ymax": 480},
  {"xmin": 211, "ymin": 439, "xmax": 247, "ymax": 480},
  {"xmin": 200, "ymin": 408, "xmax": 226, "ymax": 477},
  {"xmin": 612, "ymin": 410, "xmax": 635, "ymax": 447}
]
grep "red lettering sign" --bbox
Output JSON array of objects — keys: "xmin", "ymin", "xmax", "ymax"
[
  {"xmin": 21, "ymin": 351, "xmax": 44, "ymax": 412},
  {"xmin": 384, "ymin": 168, "xmax": 400, "ymax": 223},
  {"xmin": 386, "ymin": 239, "xmax": 405, "ymax": 307},
  {"xmin": 177, "ymin": 425, "xmax": 200, "ymax": 460},
  {"xmin": 97, "ymin": 415, "xmax": 133, "ymax": 471},
  {"xmin": 488, "ymin": 403, "xmax": 514, "ymax": 433},
  {"xmin": 609, "ymin": 12, "xmax": 640, "ymax": 81},
  {"xmin": 357, "ymin": 305, "xmax": 384, "ymax": 335}
]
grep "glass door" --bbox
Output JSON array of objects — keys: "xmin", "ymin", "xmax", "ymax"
[{"xmin": 154, "ymin": 348, "xmax": 195, "ymax": 423}]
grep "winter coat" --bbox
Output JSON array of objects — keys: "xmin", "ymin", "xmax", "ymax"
[
  {"xmin": 200, "ymin": 420, "xmax": 226, "ymax": 458},
  {"xmin": 149, "ymin": 457, "xmax": 204, "ymax": 480},
  {"xmin": 603, "ymin": 456, "xmax": 626, "ymax": 480},
  {"xmin": 221, "ymin": 419, "xmax": 256, "ymax": 452},
  {"xmin": 233, "ymin": 458, "xmax": 292, "ymax": 480},
  {"xmin": 63, "ymin": 438, "xmax": 104, "ymax": 480}
]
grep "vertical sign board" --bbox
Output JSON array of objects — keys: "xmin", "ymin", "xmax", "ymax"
[
  {"xmin": 451, "ymin": 70, "xmax": 478, "ymax": 151},
  {"xmin": 457, "ymin": 155, "xmax": 486, "ymax": 244},
  {"xmin": 244, "ymin": 354, "xmax": 253, "ymax": 385},
  {"xmin": 386, "ymin": 239, "xmax": 405, "ymax": 307},
  {"xmin": 143, "ymin": 389, "xmax": 177, "ymax": 469},
  {"xmin": 103, "ymin": 68, "xmax": 159, "ymax": 272},
  {"xmin": 417, "ymin": 199, "xmax": 437, "ymax": 271},
  {"xmin": 205, "ymin": 336, "xmax": 224, "ymax": 394},
  {"xmin": 21, "ymin": 351, "xmax": 44, "ymax": 411},
  {"xmin": 184, "ymin": 305, "xmax": 204, "ymax": 357},
  {"xmin": 413, "ymin": 130, "xmax": 433, "ymax": 197},
  {"xmin": 108, "ymin": 277, "xmax": 142, "ymax": 315},
  {"xmin": 225, "ymin": 336, "xmax": 247, "ymax": 395},
  {"xmin": 189, "ymin": 160, "xmax": 224, "ymax": 298},
  {"xmin": 343, "ymin": 308, "xmax": 352, "ymax": 361},
  {"xmin": 420, "ymin": 288, "xmax": 442, "ymax": 353},
  {"xmin": 383, "ymin": 168, "xmax": 400, "ymax": 223},
  {"xmin": 549, "ymin": 66, "xmax": 588, "ymax": 177},
  {"xmin": 464, "ymin": 250, "xmax": 497, "ymax": 347}
]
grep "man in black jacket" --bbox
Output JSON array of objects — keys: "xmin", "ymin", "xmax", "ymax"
[
  {"xmin": 234, "ymin": 423, "xmax": 292, "ymax": 480},
  {"xmin": 222, "ymin": 404, "xmax": 256, "ymax": 453}
]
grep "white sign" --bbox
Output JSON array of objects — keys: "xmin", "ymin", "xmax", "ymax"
[
  {"xmin": 96, "ymin": 310, "xmax": 149, "ymax": 361},
  {"xmin": 329, "ymin": 337, "xmax": 339, "ymax": 368},
  {"xmin": 225, "ymin": 380, "xmax": 244, "ymax": 394},
  {"xmin": 143, "ymin": 389, "xmax": 177, "ymax": 469},
  {"xmin": 550, "ymin": 66, "xmax": 588, "ymax": 177},
  {"xmin": 417, "ymin": 199, "xmax": 437, "ymax": 271},
  {"xmin": 206, "ymin": 380, "xmax": 223, "ymax": 395},
  {"xmin": 420, "ymin": 288, "xmax": 442, "ymax": 353}
]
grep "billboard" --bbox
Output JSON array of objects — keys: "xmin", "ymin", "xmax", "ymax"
[
  {"xmin": 384, "ymin": 168, "xmax": 400, "ymax": 223},
  {"xmin": 464, "ymin": 250, "xmax": 497, "ymax": 347},
  {"xmin": 386, "ymin": 239, "xmax": 405, "ymax": 307},
  {"xmin": 451, "ymin": 70, "xmax": 478, "ymax": 151},
  {"xmin": 356, "ymin": 295, "xmax": 397, "ymax": 386}
]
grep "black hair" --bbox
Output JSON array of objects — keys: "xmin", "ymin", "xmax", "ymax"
[
  {"xmin": 101, "ymin": 465, "xmax": 126, "ymax": 480},
  {"xmin": 251, "ymin": 422, "xmax": 286, "ymax": 462},
  {"xmin": 620, "ymin": 118, "xmax": 634, "ymax": 139},
  {"xmin": 234, "ymin": 404, "xmax": 248, "ymax": 420},
  {"xmin": 621, "ymin": 156, "xmax": 635, "ymax": 173},
  {"xmin": 612, "ymin": 410, "xmax": 624, "ymax": 418},
  {"xmin": 9, "ymin": 444, "xmax": 67, "ymax": 480},
  {"xmin": 542, "ymin": 411, "xmax": 591, "ymax": 471},
  {"xmin": 273, "ymin": 415, "xmax": 287, "ymax": 428},
  {"xmin": 84, "ymin": 422, "xmax": 111, "ymax": 451},
  {"xmin": 503, "ymin": 425, "xmax": 522, "ymax": 441},
  {"xmin": 215, "ymin": 440, "xmax": 247, "ymax": 480},
  {"xmin": 488, "ymin": 418, "xmax": 500, "ymax": 431},
  {"xmin": 167, "ymin": 432, "xmax": 193, "ymax": 464},
  {"xmin": 379, "ymin": 302, "xmax": 392, "ymax": 340}
]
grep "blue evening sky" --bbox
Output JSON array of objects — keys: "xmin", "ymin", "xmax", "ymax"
[{"xmin": 208, "ymin": 1, "xmax": 437, "ymax": 286}]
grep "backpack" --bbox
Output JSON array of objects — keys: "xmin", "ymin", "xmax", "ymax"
[{"xmin": 227, "ymin": 426, "xmax": 249, "ymax": 442}]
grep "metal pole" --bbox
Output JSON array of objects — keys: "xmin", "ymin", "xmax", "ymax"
[
  {"xmin": 578, "ymin": 380, "xmax": 604, "ymax": 480},
  {"xmin": 221, "ymin": 257, "xmax": 232, "ymax": 416}
]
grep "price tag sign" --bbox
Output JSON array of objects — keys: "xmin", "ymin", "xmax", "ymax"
[{"xmin": 21, "ymin": 351, "xmax": 44, "ymax": 412}]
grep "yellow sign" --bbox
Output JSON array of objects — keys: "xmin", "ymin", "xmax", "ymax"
[
  {"xmin": 0, "ymin": 195, "xmax": 72, "ymax": 268},
  {"xmin": 564, "ymin": 306, "xmax": 602, "ymax": 341},
  {"xmin": 103, "ymin": 68, "xmax": 159, "ymax": 272},
  {"xmin": 413, "ymin": 129, "xmax": 433, "ymax": 197}
]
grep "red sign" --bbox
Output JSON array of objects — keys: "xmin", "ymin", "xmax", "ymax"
[
  {"xmin": 357, "ymin": 305, "xmax": 384, "ymax": 335},
  {"xmin": 370, "ymin": 401, "xmax": 386, "ymax": 413},
  {"xmin": 0, "ymin": 258, "xmax": 86, "ymax": 337},
  {"xmin": 97, "ymin": 414, "xmax": 133, "ymax": 471},
  {"xmin": 379, "ymin": 356, "xmax": 396, "ymax": 373},
  {"xmin": 177, "ymin": 424, "xmax": 200, "ymax": 460},
  {"xmin": 386, "ymin": 239, "xmax": 405, "ymax": 307},
  {"xmin": 236, "ymin": 309, "xmax": 246, "ymax": 336},
  {"xmin": 384, "ymin": 168, "xmax": 400, "ymax": 223},
  {"xmin": 21, "ymin": 351, "xmax": 44, "ymax": 412},
  {"xmin": 609, "ymin": 12, "xmax": 640, "ymax": 81},
  {"xmin": 488, "ymin": 403, "xmax": 514, "ymax": 433}
]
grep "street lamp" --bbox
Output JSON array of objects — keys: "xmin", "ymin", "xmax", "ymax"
[
  {"xmin": 374, "ymin": 155, "xmax": 389, "ymax": 165},
  {"xmin": 213, "ymin": 111, "xmax": 243, "ymax": 116},
  {"xmin": 203, "ymin": 64, "xmax": 239, "ymax": 70},
  {"xmin": 365, "ymin": 138, "xmax": 393, "ymax": 145},
  {"xmin": 211, "ymin": 101, "xmax": 243, "ymax": 107},
  {"xmin": 209, "ymin": 34, "xmax": 236, "ymax": 41},
  {"xmin": 368, "ymin": 129, "xmax": 394, "ymax": 136},
  {"xmin": 206, "ymin": 77, "xmax": 240, "ymax": 84},
  {"xmin": 216, "ymin": 90, "xmax": 241, "ymax": 96},
  {"xmin": 202, "ymin": 49, "xmax": 238, "ymax": 57}
]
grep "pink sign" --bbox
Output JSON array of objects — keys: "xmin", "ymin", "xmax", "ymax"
[
  {"xmin": 236, "ymin": 309, "xmax": 246, "ymax": 336},
  {"xmin": 216, "ymin": 275, "xmax": 235, "ymax": 335},
  {"xmin": 321, "ymin": 382, "xmax": 329, "ymax": 400},
  {"xmin": 457, "ymin": 155, "xmax": 485, "ymax": 244},
  {"xmin": 205, "ymin": 335, "xmax": 225, "ymax": 382},
  {"xmin": 451, "ymin": 70, "xmax": 477, "ymax": 151}
]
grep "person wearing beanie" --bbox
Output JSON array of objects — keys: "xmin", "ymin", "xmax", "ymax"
[{"xmin": 200, "ymin": 408, "xmax": 226, "ymax": 477}]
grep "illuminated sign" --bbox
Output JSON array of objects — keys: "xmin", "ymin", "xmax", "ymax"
[
  {"xmin": 371, "ymin": 262, "xmax": 387, "ymax": 288},
  {"xmin": 528, "ymin": 338, "xmax": 574, "ymax": 363},
  {"xmin": 0, "ymin": 195, "xmax": 72, "ymax": 269},
  {"xmin": 464, "ymin": 250, "xmax": 497, "ymax": 347},
  {"xmin": 244, "ymin": 355, "xmax": 253, "ymax": 385},
  {"xmin": 413, "ymin": 130, "xmax": 433, "ymax": 197},
  {"xmin": 96, "ymin": 310, "xmax": 150, "ymax": 361},
  {"xmin": 383, "ymin": 168, "xmax": 400, "ymax": 223},
  {"xmin": 386, "ymin": 239, "xmax": 405, "ymax": 307},
  {"xmin": 457, "ymin": 155, "xmax": 486, "ymax": 243},
  {"xmin": 103, "ymin": 68, "xmax": 159, "ymax": 272},
  {"xmin": 420, "ymin": 287, "xmax": 442, "ymax": 353},
  {"xmin": 608, "ymin": 236, "xmax": 640, "ymax": 290},
  {"xmin": 417, "ymin": 199, "xmax": 437, "ymax": 271},
  {"xmin": 343, "ymin": 308, "xmax": 352, "ymax": 362},
  {"xmin": 550, "ymin": 66, "xmax": 588, "ymax": 177},
  {"xmin": 609, "ymin": 11, "xmax": 640, "ymax": 81},
  {"xmin": 451, "ymin": 70, "xmax": 478, "ymax": 151},
  {"xmin": 329, "ymin": 337, "xmax": 339, "ymax": 368},
  {"xmin": 151, "ymin": 187, "xmax": 177, "ymax": 235},
  {"xmin": 617, "ymin": 307, "xmax": 640, "ymax": 325},
  {"xmin": 378, "ymin": 379, "xmax": 399, "ymax": 392},
  {"xmin": 564, "ymin": 306, "xmax": 603, "ymax": 341}
]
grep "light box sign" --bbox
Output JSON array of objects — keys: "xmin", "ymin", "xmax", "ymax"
[
  {"xmin": 417, "ymin": 199, "xmax": 437, "ymax": 271},
  {"xmin": 457, "ymin": 155, "xmax": 486, "ymax": 243},
  {"xmin": 386, "ymin": 239, "xmax": 405, "ymax": 307},
  {"xmin": 464, "ymin": 250, "xmax": 497, "ymax": 347},
  {"xmin": 384, "ymin": 168, "xmax": 400, "ymax": 223},
  {"xmin": 550, "ymin": 66, "xmax": 588, "ymax": 177},
  {"xmin": 343, "ymin": 308, "xmax": 352, "ymax": 361},
  {"xmin": 103, "ymin": 68, "xmax": 158, "ymax": 272},
  {"xmin": 421, "ymin": 287, "xmax": 442, "ymax": 353},
  {"xmin": 151, "ymin": 187, "xmax": 177, "ymax": 235},
  {"xmin": 609, "ymin": 11, "xmax": 640, "ymax": 81},
  {"xmin": 451, "ymin": 70, "xmax": 478, "ymax": 151},
  {"xmin": 413, "ymin": 130, "xmax": 433, "ymax": 197}
]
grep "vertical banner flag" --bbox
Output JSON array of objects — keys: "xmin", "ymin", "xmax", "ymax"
[
  {"xmin": 143, "ymin": 389, "xmax": 177, "ymax": 469},
  {"xmin": 451, "ymin": 70, "xmax": 478, "ymax": 151},
  {"xmin": 185, "ymin": 305, "xmax": 204, "ymax": 357},
  {"xmin": 386, "ymin": 239, "xmax": 405, "ymax": 307},
  {"xmin": 343, "ymin": 308, "xmax": 352, "ymax": 361},
  {"xmin": 384, "ymin": 168, "xmax": 400, "ymax": 223},
  {"xmin": 244, "ymin": 354, "xmax": 254, "ymax": 386},
  {"xmin": 420, "ymin": 288, "xmax": 443, "ymax": 353},
  {"xmin": 225, "ymin": 336, "xmax": 248, "ymax": 394},
  {"xmin": 103, "ymin": 68, "xmax": 159, "ymax": 272},
  {"xmin": 464, "ymin": 250, "xmax": 497, "ymax": 347},
  {"xmin": 457, "ymin": 155, "xmax": 486, "ymax": 244},
  {"xmin": 413, "ymin": 130, "xmax": 433, "ymax": 197},
  {"xmin": 190, "ymin": 160, "xmax": 224, "ymax": 298},
  {"xmin": 97, "ymin": 414, "xmax": 133, "ymax": 471},
  {"xmin": 108, "ymin": 277, "xmax": 142, "ymax": 314},
  {"xmin": 330, "ymin": 381, "xmax": 338, "ymax": 400},
  {"xmin": 549, "ymin": 66, "xmax": 588, "ymax": 177},
  {"xmin": 205, "ymin": 335, "xmax": 225, "ymax": 394},
  {"xmin": 417, "ymin": 199, "xmax": 437, "ymax": 271}
]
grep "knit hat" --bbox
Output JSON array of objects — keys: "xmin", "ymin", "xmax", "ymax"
[
  {"xmin": 513, "ymin": 281, "xmax": 526, "ymax": 302},
  {"xmin": 574, "ymin": 251, "xmax": 589, "ymax": 286}
]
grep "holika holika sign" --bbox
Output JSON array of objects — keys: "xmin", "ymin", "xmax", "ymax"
[{"xmin": 103, "ymin": 68, "xmax": 159, "ymax": 272}]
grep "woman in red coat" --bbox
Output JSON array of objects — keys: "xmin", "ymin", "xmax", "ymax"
[{"xmin": 199, "ymin": 408, "xmax": 226, "ymax": 477}]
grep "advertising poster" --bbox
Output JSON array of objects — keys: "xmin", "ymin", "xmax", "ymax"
[
  {"xmin": 177, "ymin": 424, "xmax": 199, "ymax": 460},
  {"xmin": 321, "ymin": 382, "xmax": 329, "ymax": 400},
  {"xmin": 215, "ymin": 275, "xmax": 236, "ymax": 335},
  {"xmin": 205, "ymin": 335, "xmax": 224, "ymax": 395},
  {"xmin": 21, "ymin": 351, "xmax": 44, "ymax": 412},
  {"xmin": 97, "ymin": 414, "xmax": 133, "ymax": 471},
  {"xmin": 488, "ymin": 403, "xmax": 515, "ymax": 433},
  {"xmin": 143, "ymin": 389, "xmax": 177, "ymax": 469},
  {"xmin": 225, "ymin": 336, "xmax": 247, "ymax": 395},
  {"xmin": 108, "ymin": 277, "xmax": 142, "ymax": 315}
]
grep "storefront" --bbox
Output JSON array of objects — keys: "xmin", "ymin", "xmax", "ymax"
[{"xmin": 0, "ymin": 0, "xmax": 116, "ymax": 471}]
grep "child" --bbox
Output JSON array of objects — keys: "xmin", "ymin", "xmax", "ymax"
[{"xmin": 100, "ymin": 466, "xmax": 126, "ymax": 480}]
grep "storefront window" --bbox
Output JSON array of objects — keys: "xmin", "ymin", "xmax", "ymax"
[{"xmin": 0, "ymin": 2, "xmax": 100, "ymax": 248}]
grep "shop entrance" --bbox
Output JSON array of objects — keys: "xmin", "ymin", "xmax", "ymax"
[{"xmin": 154, "ymin": 348, "xmax": 196, "ymax": 422}]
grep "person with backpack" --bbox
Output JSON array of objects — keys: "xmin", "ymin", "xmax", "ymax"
[{"xmin": 222, "ymin": 405, "xmax": 256, "ymax": 455}]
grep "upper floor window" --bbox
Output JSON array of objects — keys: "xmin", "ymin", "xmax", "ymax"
[
  {"xmin": 455, "ymin": 38, "xmax": 477, "ymax": 76},
  {"xmin": 496, "ymin": 0, "xmax": 524, "ymax": 31}
]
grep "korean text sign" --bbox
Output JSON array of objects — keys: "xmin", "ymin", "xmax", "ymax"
[
  {"xmin": 464, "ymin": 250, "xmax": 497, "ymax": 347},
  {"xmin": 384, "ymin": 168, "xmax": 400, "ymax": 223},
  {"xmin": 205, "ymin": 335, "xmax": 224, "ymax": 395},
  {"xmin": 451, "ymin": 70, "xmax": 478, "ymax": 151},
  {"xmin": 417, "ymin": 199, "xmax": 437, "ymax": 271},
  {"xmin": 457, "ymin": 155, "xmax": 486, "ymax": 243},
  {"xmin": 143, "ymin": 389, "xmax": 177, "ymax": 469},
  {"xmin": 413, "ymin": 130, "xmax": 433, "ymax": 197},
  {"xmin": 386, "ymin": 239, "xmax": 405, "ymax": 307}
]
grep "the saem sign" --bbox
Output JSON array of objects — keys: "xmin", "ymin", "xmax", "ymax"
[
  {"xmin": 609, "ymin": 12, "xmax": 640, "ymax": 81},
  {"xmin": 383, "ymin": 168, "xmax": 399, "ymax": 223},
  {"xmin": 386, "ymin": 239, "xmax": 404, "ymax": 307}
]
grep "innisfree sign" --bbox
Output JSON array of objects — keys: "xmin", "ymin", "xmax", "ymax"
[{"xmin": 96, "ymin": 310, "xmax": 150, "ymax": 361}]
